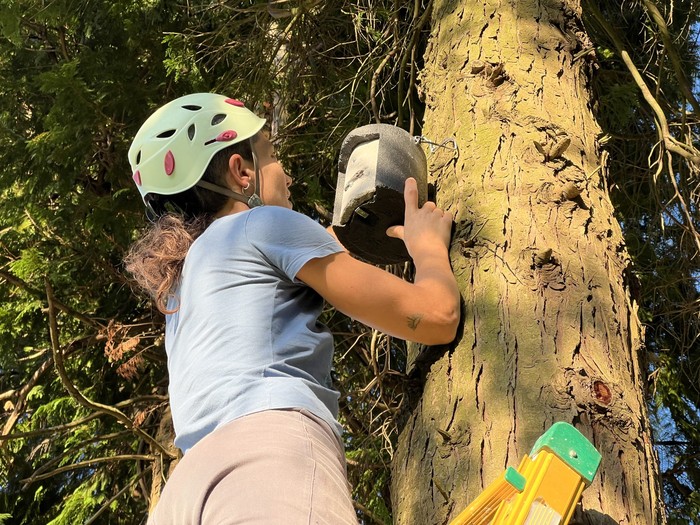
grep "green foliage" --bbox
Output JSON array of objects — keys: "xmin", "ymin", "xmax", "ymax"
[
  {"xmin": 0, "ymin": 0, "xmax": 698, "ymax": 523},
  {"xmin": 0, "ymin": 1, "xmax": 422, "ymax": 522},
  {"xmin": 347, "ymin": 445, "xmax": 393, "ymax": 524},
  {"xmin": 8, "ymin": 249, "xmax": 47, "ymax": 282},
  {"xmin": 162, "ymin": 33, "xmax": 204, "ymax": 85},
  {"xmin": 45, "ymin": 477, "xmax": 105, "ymax": 525},
  {"xmin": 597, "ymin": 82, "xmax": 640, "ymax": 131},
  {"xmin": 0, "ymin": 0, "xmax": 192, "ymax": 522}
]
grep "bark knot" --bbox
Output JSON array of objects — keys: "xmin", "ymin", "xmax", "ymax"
[
  {"xmin": 592, "ymin": 380, "xmax": 613, "ymax": 405},
  {"xmin": 470, "ymin": 61, "xmax": 509, "ymax": 87}
]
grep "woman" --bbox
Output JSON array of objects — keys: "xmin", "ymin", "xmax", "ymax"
[{"xmin": 125, "ymin": 93, "xmax": 460, "ymax": 524}]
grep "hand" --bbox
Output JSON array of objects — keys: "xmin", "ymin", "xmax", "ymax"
[{"xmin": 386, "ymin": 178, "xmax": 453, "ymax": 260}]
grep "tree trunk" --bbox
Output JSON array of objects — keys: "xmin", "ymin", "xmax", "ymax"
[{"xmin": 391, "ymin": 1, "xmax": 664, "ymax": 524}]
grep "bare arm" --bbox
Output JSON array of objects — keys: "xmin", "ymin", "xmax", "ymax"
[{"xmin": 298, "ymin": 178, "xmax": 460, "ymax": 345}]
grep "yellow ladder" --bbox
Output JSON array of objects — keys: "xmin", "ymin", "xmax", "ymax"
[{"xmin": 449, "ymin": 422, "xmax": 601, "ymax": 525}]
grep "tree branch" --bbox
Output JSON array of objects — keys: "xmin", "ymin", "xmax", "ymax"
[
  {"xmin": 640, "ymin": 0, "xmax": 700, "ymax": 115},
  {"xmin": 619, "ymin": 48, "xmax": 700, "ymax": 163},
  {"xmin": 585, "ymin": 1, "xmax": 700, "ymax": 164},
  {"xmin": 0, "ymin": 269, "xmax": 102, "ymax": 329},
  {"xmin": 370, "ymin": 22, "xmax": 400, "ymax": 123},
  {"xmin": 84, "ymin": 465, "xmax": 153, "ymax": 525},
  {"xmin": 0, "ymin": 389, "xmax": 17, "ymax": 403},
  {"xmin": 21, "ymin": 454, "xmax": 155, "ymax": 485},
  {"xmin": 30, "ymin": 430, "xmax": 140, "ymax": 480},
  {"xmin": 45, "ymin": 279, "xmax": 176, "ymax": 459},
  {"xmin": 1, "ymin": 357, "xmax": 53, "ymax": 440},
  {"xmin": 664, "ymin": 150, "xmax": 700, "ymax": 254},
  {"xmin": 585, "ymin": 0, "xmax": 700, "ymax": 257},
  {"xmin": 0, "ymin": 396, "xmax": 167, "ymax": 441},
  {"xmin": 353, "ymin": 499, "xmax": 387, "ymax": 525},
  {"xmin": 398, "ymin": 0, "xmax": 432, "ymax": 130}
]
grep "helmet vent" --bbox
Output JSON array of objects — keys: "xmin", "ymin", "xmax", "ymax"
[
  {"xmin": 157, "ymin": 129, "xmax": 176, "ymax": 138},
  {"xmin": 136, "ymin": 150, "xmax": 142, "ymax": 164},
  {"xmin": 182, "ymin": 105, "xmax": 201, "ymax": 111},
  {"xmin": 211, "ymin": 114, "xmax": 227, "ymax": 126},
  {"xmin": 188, "ymin": 124, "xmax": 196, "ymax": 141}
]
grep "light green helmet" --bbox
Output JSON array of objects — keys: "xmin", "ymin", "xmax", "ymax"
[{"xmin": 128, "ymin": 93, "xmax": 266, "ymax": 209}]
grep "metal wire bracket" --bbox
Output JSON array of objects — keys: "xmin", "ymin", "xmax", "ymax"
[{"xmin": 414, "ymin": 135, "xmax": 459, "ymax": 157}]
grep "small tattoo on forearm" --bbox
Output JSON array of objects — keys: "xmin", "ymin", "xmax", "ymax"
[{"xmin": 407, "ymin": 315, "xmax": 422, "ymax": 330}]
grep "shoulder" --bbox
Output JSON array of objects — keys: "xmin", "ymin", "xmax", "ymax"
[
  {"xmin": 241, "ymin": 207, "xmax": 342, "ymax": 278},
  {"xmin": 247, "ymin": 205, "xmax": 315, "ymax": 222},
  {"xmin": 244, "ymin": 206, "xmax": 341, "ymax": 262}
]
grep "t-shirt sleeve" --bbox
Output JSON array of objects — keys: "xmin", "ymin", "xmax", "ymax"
[{"xmin": 245, "ymin": 207, "xmax": 344, "ymax": 281}]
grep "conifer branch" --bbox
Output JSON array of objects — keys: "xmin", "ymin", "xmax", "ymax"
[
  {"xmin": 619, "ymin": 48, "xmax": 700, "ymax": 164},
  {"xmin": 45, "ymin": 279, "xmax": 176, "ymax": 460},
  {"xmin": 1, "ymin": 357, "xmax": 53, "ymax": 439},
  {"xmin": 0, "ymin": 396, "xmax": 167, "ymax": 441},
  {"xmin": 0, "ymin": 389, "xmax": 16, "ymax": 402},
  {"xmin": 0, "ymin": 269, "xmax": 102, "ymax": 329},
  {"xmin": 84, "ymin": 465, "xmax": 154, "ymax": 525},
  {"xmin": 21, "ymin": 454, "xmax": 155, "ymax": 485}
]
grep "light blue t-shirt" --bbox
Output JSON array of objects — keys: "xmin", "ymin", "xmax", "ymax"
[{"xmin": 165, "ymin": 206, "xmax": 345, "ymax": 453}]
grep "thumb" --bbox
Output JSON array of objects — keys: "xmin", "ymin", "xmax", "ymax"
[{"xmin": 386, "ymin": 225, "xmax": 405, "ymax": 240}]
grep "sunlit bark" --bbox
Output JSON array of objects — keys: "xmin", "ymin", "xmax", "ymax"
[{"xmin": 391, "ymin": 1, "xmax": 664, "ymax": 523}]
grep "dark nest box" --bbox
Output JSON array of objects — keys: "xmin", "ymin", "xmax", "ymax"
[{"xmin": 332, "ymin": 124, "xmax": 428, "ymax": 265}]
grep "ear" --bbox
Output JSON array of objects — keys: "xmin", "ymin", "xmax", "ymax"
[{"xmin": 226, "ymin": 153, "xmax": 254, "ymax": 190}]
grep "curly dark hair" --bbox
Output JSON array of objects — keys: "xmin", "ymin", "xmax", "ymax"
[{"xmin": 124, "ymin": 138, "xmax": 255, "ymax": 313}]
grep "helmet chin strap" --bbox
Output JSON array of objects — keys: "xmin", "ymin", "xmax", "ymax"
[{"xmin": 195, "ymin": 140, "xmax": 264, "ymax": 208}]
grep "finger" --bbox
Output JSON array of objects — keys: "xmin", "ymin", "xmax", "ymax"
[
  {"xmin": 403, "ymin": 177, "xmax": 419, "ymax": 214},
  {"xmin": 386, "ymin": 225, "xmax": 405, "ymax": 240}
]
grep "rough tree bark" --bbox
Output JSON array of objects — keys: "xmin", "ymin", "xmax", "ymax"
[{"xmin": 391, "ymin": 1, "xmax": 664, "ymax": 524}]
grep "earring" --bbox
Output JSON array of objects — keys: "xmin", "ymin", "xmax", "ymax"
[{"xmin": 242, "ymin": 182, "xmax": 251, "ymax": 192}]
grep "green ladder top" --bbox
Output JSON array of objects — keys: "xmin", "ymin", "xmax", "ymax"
[{"xmin": 530, "ymin": 422, "xmax": 602, "ymax": 484}]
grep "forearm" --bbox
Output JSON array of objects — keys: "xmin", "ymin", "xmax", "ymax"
[{"xmin": 410, "ymin": 251, "xmax": 461, "ymax": 343}]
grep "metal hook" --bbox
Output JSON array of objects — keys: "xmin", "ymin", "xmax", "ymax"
[{"xmin": 414, "ymin": 135, "xmax": 459, "ymax": 157}]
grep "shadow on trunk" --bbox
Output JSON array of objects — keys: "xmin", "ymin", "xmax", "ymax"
[{"xmin": 573, "ymin": 508, "xmax": 620, "ymax": 525}]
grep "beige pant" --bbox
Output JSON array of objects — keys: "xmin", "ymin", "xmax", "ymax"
[{"xmin": 147, "ymin": 409, "xmax": 358, "ymax": 525}]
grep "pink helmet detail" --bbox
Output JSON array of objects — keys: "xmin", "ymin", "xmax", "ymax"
[
  {"xmin": 164, "ymin": 150, "xmax": 175, "ymax": 175},
  {"xmin": 133, "ymin": 170, "xmax": 142, "ymax": 186},
  {"xmin": 225, "ymin": 98, "xmax": 245, "ymax": 107},
  {"xmin": 216, "ymin": 130, "xmax": 238, "ymax": 142}
]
